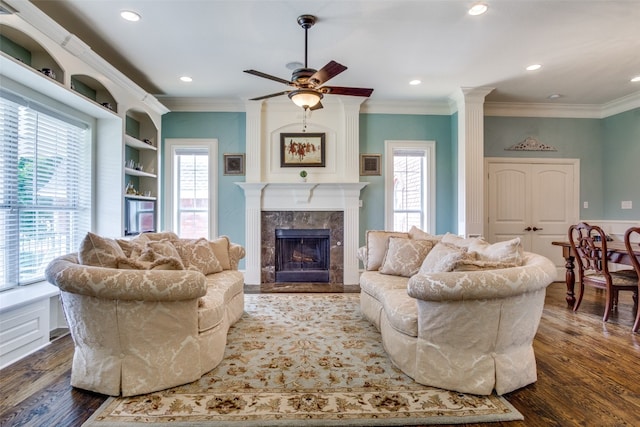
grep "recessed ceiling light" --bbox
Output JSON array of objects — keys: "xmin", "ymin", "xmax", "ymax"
[
  {"xmin": 409, "ymin": 79, "xmax": 422, "ymax": 85},
  {"xmin": 120, "ymin": 10, "xmax": 141, "ymax": 22},
  {"xmin": 631, "ymin": 75, "xmax": 640, "ymax": 82},
  {"xmin": 468, "ymin": 2, "xmax": 488, "ymax": 16},
  {"xmin": 548, "ymin": 94, "xmax": 562, "ymax": 100},
  {"xmin": 180, "ymin": 76, "xmax": 193, "ymax": 83},
  {"xmin": 526, "ymin": 64, "xmax": 542, "ymax": 71}
]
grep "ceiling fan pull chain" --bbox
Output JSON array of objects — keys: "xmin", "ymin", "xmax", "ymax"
[{"xmin": 302, "ymin": 108, "xmax": 308, "ymax": 132}]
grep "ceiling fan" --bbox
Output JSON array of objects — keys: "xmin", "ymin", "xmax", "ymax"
[{"xmin": 244, "ymin": 14, "xmax": 374, "ymax": 110}]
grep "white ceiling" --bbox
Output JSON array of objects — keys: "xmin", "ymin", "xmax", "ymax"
[{"xmin": 30, "ymin": 0, "xmax": 640, "ymax": 108}]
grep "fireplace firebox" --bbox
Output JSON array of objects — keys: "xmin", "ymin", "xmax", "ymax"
[{"xmin": 275, "ymin": 229, "xmax": 330, "ymax": 283}]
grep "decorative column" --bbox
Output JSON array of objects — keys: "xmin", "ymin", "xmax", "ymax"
[
  {"xmin": 340, "ymin": 97, "xmax": 365, "ymax": 183},
  {"xmin": 453, "ymin": 87, "xmax": 493, "ymax": 238},
  {"xmin": 235, "ymin": 183, "xmax": 267, "ymax": 285},
  {"xmin": 244, "ymin": 101, "xmax": 263, "ymax": 183},
  {"xmin": 340, "ymin": 184, "xmax": 368, "ymax": 284}
]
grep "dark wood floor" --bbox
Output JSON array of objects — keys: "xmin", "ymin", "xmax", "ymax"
[{"xmin": 1, "ymin": 282, "xmax": 639, "ymax": 427}]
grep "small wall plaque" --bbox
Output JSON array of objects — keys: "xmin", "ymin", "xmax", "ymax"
[{"xmin": 506, "ymin": 137, "xmax": 557, "ymax": 151}]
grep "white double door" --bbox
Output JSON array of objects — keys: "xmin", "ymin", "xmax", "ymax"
[{"xmin": 485, "ymin": 158, "xmax": 580, "ymax": 279}]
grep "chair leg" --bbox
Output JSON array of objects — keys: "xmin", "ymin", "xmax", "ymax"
[
  {"xmin": 573, "ymin": 282, "xmax": 585, "ymax": 312},
  {"xmin": 634, "ymin": 291, "xmax": 639, "ymax": 333},
  {"xmin": 603, "ymin": 289, "xmax": 615, "ymax": 322}
]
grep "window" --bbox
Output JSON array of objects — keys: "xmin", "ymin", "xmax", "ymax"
[
  {"xmin": 165, "ymin": 139, "xmax": 218, "ymax": 240},
  {"xmin": 1, "ymin": 91, "xmax": 90, "ymax": 291},
  {"xmin": 384, "ymin": 140, "xmax": 435, "ymax": 233},
  {"xmin": 175, "ymin": 148, "xmax": 209, "ymax": 238}
]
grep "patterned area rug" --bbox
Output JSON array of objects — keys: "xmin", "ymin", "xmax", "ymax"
[{"xmin": 84, "ymin": 293, "xmax": 523, "ymax": 426}]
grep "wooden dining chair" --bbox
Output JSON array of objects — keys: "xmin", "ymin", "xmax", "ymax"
[
  {"xmin": 623, "ymin": 227, "xmax": 640, "ymax": 332},
  {"xmin": 568, "ymin": 222, "xmax": 638, "ymax": 323}
]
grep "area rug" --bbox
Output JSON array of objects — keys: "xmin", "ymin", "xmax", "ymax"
[{"xmin": 84, "ymin": 293, "xmax": 523, "ymax": 426}]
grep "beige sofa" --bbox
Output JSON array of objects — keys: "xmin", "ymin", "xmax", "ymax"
[
  {"xmin": 358, "ymin": 228, "xmax": 556, "ymax": 396},
  {"xmin": 45, "ymin": 231, "xmax": 245, "ymax": 397}
]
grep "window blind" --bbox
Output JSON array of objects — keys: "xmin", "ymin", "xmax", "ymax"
[{"xmin": 0, "ymin": 93, "xmax": 90, "ymax": 290}]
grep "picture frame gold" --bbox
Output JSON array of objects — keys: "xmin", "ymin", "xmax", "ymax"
[
  {"xmin": 360, "ymin": 154, "xmax": 381, "ymax": 176},
  {"xmin": 280, "ymin": 133, "xmax": 325, "ymax": 167},
  {"xmin": 223, "ymin": 153, "xmax": 245, "ymax": 175}
]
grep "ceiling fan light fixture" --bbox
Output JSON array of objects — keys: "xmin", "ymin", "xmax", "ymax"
[{"xmin": 288, "ymin": 89, "xmax": 323, "ymax": 109}]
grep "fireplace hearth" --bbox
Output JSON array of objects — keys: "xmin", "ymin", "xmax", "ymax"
[{"xmin": 275, "ymin": 229, "xmax": 330, "ymax": 283}]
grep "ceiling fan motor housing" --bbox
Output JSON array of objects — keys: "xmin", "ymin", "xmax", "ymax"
[{"xmin": 292, "ymin": 68, "xmax": 317, "ymax": 86}]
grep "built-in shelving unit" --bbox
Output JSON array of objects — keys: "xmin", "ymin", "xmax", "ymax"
[{"xmin": 124, "ymin": 111, "xmax": 160, "ymax": 231}]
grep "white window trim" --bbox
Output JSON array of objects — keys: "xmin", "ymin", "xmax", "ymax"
[
  {"xmin": 384, "ymin": 140, "xmax": 436, "ymax": 233},
  {"xmin": 165, "ymin": 139, "xmax": 218, "ymax": 239}
]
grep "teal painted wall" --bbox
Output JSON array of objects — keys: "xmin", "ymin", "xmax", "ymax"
[
  {"xmin": 159, "ymin": 108, "xmax": 638, "ymax": 262},
  {"xmin": 601, "ymin": 108, "xmax": 640, "ymax": 219},
  {"xmin": 161, "ymin": 112, "xmax": 247, "ymax": 249},
  {"xmin": 484, "ymin": 116, "xmax": 605, "ymax": 219},
  {"xmin": 359, "ymin": 113, "xmax": 455, "ymax": 246}
]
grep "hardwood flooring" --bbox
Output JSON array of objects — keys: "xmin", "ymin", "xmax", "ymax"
[{"xmin": 1, "ymin": 282, "xmax": 639, "ymax": 427}]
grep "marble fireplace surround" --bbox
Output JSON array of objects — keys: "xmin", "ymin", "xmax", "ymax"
[{"xmin": 236, "ymin": 183, "xmax": 367, "ymax": 288}]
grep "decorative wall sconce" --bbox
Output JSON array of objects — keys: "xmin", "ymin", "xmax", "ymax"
[{"xmin": 505, "ymin": 137, "xmax": 557, "ymax": 151}]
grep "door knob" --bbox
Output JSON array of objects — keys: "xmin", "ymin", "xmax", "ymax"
[
  {"xmin": 524, "ymin": 227, "xmax": 532, "ymax": 231},
  {"xmin": 532, "ymin": 227, "xmax": 543, "ymax": 231}
]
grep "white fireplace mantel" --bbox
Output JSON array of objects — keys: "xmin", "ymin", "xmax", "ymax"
[{"xmin": 235, "ymin": 182, "xmax": 368, "ymax": 285}]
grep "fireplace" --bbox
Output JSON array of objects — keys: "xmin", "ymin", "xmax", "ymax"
[
  {"xmin": 275, "ymin": 229, "xmax": 330, "ymax": 283},
  {"xmin": 236, "ymin": 182, "xmax": 368, "ymax": 288}
]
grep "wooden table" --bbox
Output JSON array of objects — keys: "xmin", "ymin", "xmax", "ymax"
[{"xmin": 551, "ymin": 241, "xmax": 640, "ymax": 307}]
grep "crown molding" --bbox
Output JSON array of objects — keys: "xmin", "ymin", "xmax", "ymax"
[
  {"xmin": 484, "ymin": 102, "xmax": 603, "ymax": 118},
  {"xmin": 485, "ymin": 91, "xmax": 640, "ymax": 119},
  {"xmin": 359, "ymin": 99, "xmax": 453, "ymax": 115},
  {"xmin": 158, "ymin": 97, "xmax": 246, "ymax": 112},
  {"xmin": 600, "ymin": 91, "xmax": 640, "ymax": 118}
]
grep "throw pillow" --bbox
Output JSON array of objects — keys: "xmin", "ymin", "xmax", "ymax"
[
  {"xmin": 139, "ymin": 231, "xmax": 180, "ymax": 242},
  {"xmin": 140, "ymin": 240, "xmax": 183, "ymax": 262},
  {"xmin": 78, "ymin": 232, "xmax": 125, "ymax": 268},
  {"xmin": 117, "ymin": 256, "xmax": 185, "ymax": 271},
  {"xmin": 175, "ymin": 238, "xmax": 223, "ymax": 275},
  {"xmin": 408, "ymin": 226, "xmax": 442, "ymax": 243},
  {"xmin": 365, "ymin": 230, "xmax": 409, "ymax": 271},
  {"xmin": 116, "ymin": 238, "xmax": 145, "ymax": 258},
  {"xmin": 209, "ymin": 236, "xmax": 232, "ymax": 270},
  {"xmin": 467, "ymin": 237, "xmax": 524, "ymax": 266},
  {"xmin": 379, "ymin": 237, "xmax": 434, "ymax": 277},
  {"xmin": 440, "ymin": 232, "xmax": 480, "ymax": 248},
  {"xmin": 419, "ymin": 242, "xmax": 468, "ymax": 274}
]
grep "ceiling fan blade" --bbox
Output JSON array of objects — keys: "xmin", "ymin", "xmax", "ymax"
[
  {"xmin": 244, "ymin": 70, "xmax": 292, "ymax": 86},
  {"xmin": 308, "ymin": 60, "xmax": 347, "ymax": 86},
  {"xmin": 309, "ymin": 101, "xmax": 323, "ymax": 111},
  {"xmin": 321, "ymin": 86, "xmax": 374, "ymax": 97},
  {"xmin": 249, "ymin": 91, "xmax": 290, "ymax": 101}
]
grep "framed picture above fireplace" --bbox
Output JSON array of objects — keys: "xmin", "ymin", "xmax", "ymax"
[{"xmin": 280, "ymin": 133, "xmax": 325, "ymax": 167}]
